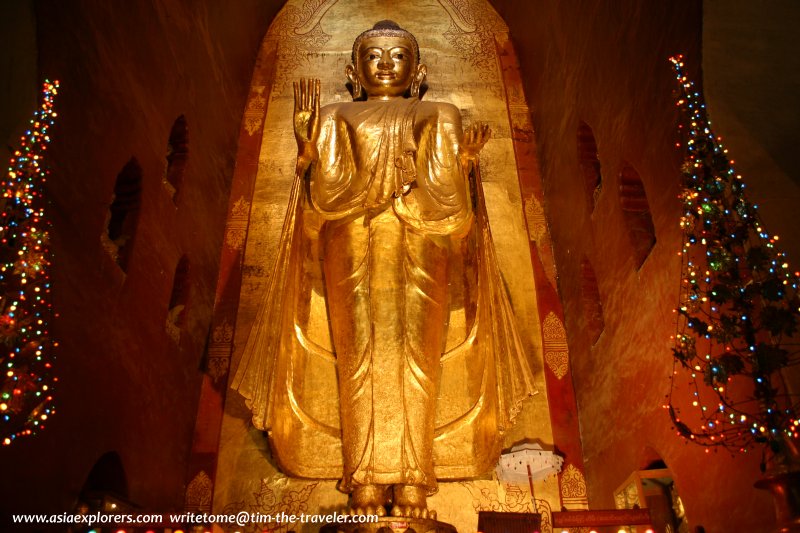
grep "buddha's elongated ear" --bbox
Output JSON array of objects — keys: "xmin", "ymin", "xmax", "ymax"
[
  {"xmin": 345, "ymin": 64, "xmax": 362, "ymax": 100},
  {"xmin": 410, "ymin": 64, "xmax": 427, "ymax": 99}
]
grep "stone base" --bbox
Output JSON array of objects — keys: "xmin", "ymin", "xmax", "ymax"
[{"xmin": 320, "ymin": 516, "xmax": 459, "ymax": 533}]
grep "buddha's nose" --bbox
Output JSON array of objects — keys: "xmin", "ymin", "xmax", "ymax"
[{"xmin": 378, "ymin": 51, "xmax": 393, "ymax": 69}]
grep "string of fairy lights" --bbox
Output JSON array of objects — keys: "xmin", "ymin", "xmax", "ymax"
[
  {"xmin": 0, "ymin": 80, "xmax": 59, "ymax": 446},
  {"xmin": 666, "ymin": 56, "xmax": 800, "ymax": 455}
]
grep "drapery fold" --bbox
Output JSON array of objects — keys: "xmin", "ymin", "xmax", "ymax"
[{"xmin": 232, "ymin": 105, "xmax": 537, "ymax": 481}]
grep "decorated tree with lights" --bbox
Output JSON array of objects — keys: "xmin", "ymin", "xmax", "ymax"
[
  {"xmin": 0, "ymin": 80, "xmax": 59, "ymax": 446},
  {"xmin": 666, "ymin": 56, "xmax": 800, "ymax": 468}
]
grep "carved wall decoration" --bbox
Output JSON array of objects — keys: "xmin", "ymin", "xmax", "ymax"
[
  {"xmin": 267, "ymin": 0, "xmax": 337, "ymax": 99},
  {"xmin": 225, "ymin": 197, "xmax": 252, "ymax": 251},
  {"xmin": 243, "ymin": 86, "xmax": 267, "ymax": 136},
  {"xmin": 543, "ymin": 312, "xmax": 569, "ymax": 379},
  {"xmin": 207, "ymin": 357, "xmax": 229, "ymax": 383},
  {"xmin": 510, "ymin": 109, "xmax": 535, "ymax": 144},
  {"xmin": 560, "ymin": 464, "xmax": 589, "ymax": 510},
  {"xmin": 523, "ymin": 195, "xmax": 547, "ymax": 243},
  {"xmin": 185, "ymin": 470, "xmax": 213, "ymax": 512},
  {"xmin": 438, "ymin": 0, "xmax": 506, "ymax": 85},
  {"xmin": 505, "ymin": 85, "xmax": 534, "ymax": 145},
  {"xmin": 207, "ymin": 318, "xmax": 235, "ymax": 381},
  {"xmin": 545, "ymin": 350, "xmax": 568, "ymax": 380},
  {"xmin": 505, "ymin": 83, "xmax": 527, "ymax": 108},
  {"xmin": 534, "ymin": 498, "xmax": 553, "ymax": 533},
  {"xmin": 460, "ymin": 481, "xmax": 533, "ymax": 513},
  {"xmin": 209, "ymin": 319, "xmax": 234, "ymax": 352},
  {"xmin": 213, "ymin": 318, "xmax": 234, "ymax": 344},
  {"xmin": 460, "ymin": 481, "xmax": 553, "ymax": 533},
  {"xmin": 221, "ymin": 475, "xmax": 319, "ymax": 533}
]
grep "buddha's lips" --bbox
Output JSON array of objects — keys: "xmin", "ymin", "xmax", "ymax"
[{"xmin": 376, "ymin": 72, "xmax": 396, "ymax": 80}]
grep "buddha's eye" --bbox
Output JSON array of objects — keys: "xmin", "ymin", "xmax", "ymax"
[
  {"xmin": 395, "ymin": 53, "xmax": 405, "ymax": 60},
  {"xmin": 368, "ymin": 53, "xmax": 379, "ymax": 60}
]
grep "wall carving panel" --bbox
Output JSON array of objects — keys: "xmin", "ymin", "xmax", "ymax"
[{"xmin": 543, "ymin": 312, "xmax": 569, "ymax": 379}]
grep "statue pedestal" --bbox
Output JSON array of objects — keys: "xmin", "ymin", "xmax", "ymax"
[{"xmin": 321, "ymin": 516, "xmax": 458, "ymax": 533}]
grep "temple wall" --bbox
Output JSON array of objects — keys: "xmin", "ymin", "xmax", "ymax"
[
  {"xmin": 492, "ymin": 0, "xmax": 784, "ymax": 530},
  {"xmin": 0, "ymin": 0, "xmax": 279, "ymax": 517}
]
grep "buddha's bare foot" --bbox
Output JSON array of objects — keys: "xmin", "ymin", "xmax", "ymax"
[
  {"xmin": 350, "ymin": 484, "xmax": 388, "ymax": 516},
  {"xmin": 390, "ymin": 485, "xmax": 434, "ymax": 519}
]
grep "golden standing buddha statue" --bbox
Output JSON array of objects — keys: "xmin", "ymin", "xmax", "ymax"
[{"xmin": 234, "ymin": 20, "xmax": 536, "ymax": 520}]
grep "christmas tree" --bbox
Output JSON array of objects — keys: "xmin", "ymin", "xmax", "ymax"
[
  {"xmin": 0, "ymin": 80, "xmax": 59, "ymax": 446},
  {"xmin": 667, "ymin": 56, "xmax": 800, "ymax": 461}
]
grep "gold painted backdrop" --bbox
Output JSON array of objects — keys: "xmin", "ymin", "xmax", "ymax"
[{"xmin": 215, "ymin": 1, "xmax": 559, "ymax": 531}]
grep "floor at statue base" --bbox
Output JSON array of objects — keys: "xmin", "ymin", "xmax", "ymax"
[{"xmin": 320, "ymin": 516, "xmax": 459, "ymax": 533}]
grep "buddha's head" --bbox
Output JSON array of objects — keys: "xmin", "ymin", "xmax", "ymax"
[{"xmin": 346, "ymin": 20, "xmax": 427, "ymax": 101}]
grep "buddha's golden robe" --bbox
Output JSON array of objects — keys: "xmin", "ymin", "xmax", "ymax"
[{"xmin": 233, "ymin": 96, "xmax": 536, "ymax": 493}]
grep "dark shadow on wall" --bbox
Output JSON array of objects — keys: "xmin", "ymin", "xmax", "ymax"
[{"xmin": 0, "ymin": 1, "xmax": 37, "ymax": 150}]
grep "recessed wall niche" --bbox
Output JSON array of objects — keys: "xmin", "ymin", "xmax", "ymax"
[
  {"xmin": 102, "ymin": 158, "xmax": 142, "ymax": 272},
  {"xmin": 577, "ymin": 121, "xmax": 602, "ymax": 211},
  {"xmin": 166, "ymin": 254, "xmax": 190, "ymax": 343},
  {"xmin": 164, "ymin": 115, "xmax": 188, "ymax": 202},
  {"xmin": 618, "ymin": 162, "xmax": 656, "ymax": 269}
]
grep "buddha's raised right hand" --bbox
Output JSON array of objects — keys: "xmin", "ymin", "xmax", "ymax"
[
  {"xmin": 460, "ymin": 122, "xmax": 492, "ymax": 163},
  {"xmin": 293, "ymin": 78, "xmax": 321, "ymax": 176}
]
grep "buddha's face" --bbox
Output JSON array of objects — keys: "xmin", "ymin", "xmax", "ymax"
[{"xmin": 349, "ymin": 35, "xmax": 425, "ymax": 100}]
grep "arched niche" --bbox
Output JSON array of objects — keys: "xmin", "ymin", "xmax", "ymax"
[
  {"xmin": 577, "ymin": 120, "xmax": 602, "ymax": 211},
  {"xmin": 208, "ymin": 2, "xmax": 562, "ymax": 531},
  {"xmin": 77, "ymin": 451, "xmax": 132, "ymax": 515},
  {"xmin": 103, "ymin": 157, "xmax": 142, "ymax": 272},
  {"xmin": 618, "ymin": 162, "xmax": 656, "ymax": 269},
  {"xmin": 614, "ymin": 449, "xmax": 691, "ymax": 533},
  {"xmin": 166, "ymin": 254, "xmax": 190, "ymax": 343},
  {"xmin": 164, "ymin": 115, "xmax": 189, "ymax": 202}
]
